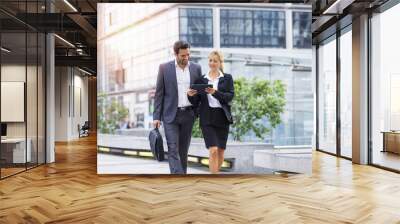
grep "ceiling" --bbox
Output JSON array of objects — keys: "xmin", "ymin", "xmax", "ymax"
[
  {"xmin": 0, "ymin": 0, "xmax": 99, "ymax": 74},
  {"xmin": 311, "ymin": 0, "xmax": 390, "ymax": 44}
]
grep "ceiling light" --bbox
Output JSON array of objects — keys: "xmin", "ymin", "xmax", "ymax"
[
  {"xmin": 1, "ymin": 47, "xmax": 11, "ymax": 53},
  {"xmin": 322, "ymin": 0, "xmax": 354, "ymax": 15},
  {"xmin": 323, "ymin": 0, "xmax": 341, "ymax": 14},
  {"xmin": 54, "ymin": 34, "xmax": 75, "ymax": 48},
  {"xmin": 63, "ymin": 0, "xmax": 78, "ymax": 12},
  {"xmin": 78, "ymin": 67, "xmax": 92, "ymax": 76}
]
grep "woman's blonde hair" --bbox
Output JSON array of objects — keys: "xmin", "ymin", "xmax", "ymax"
[{"xmin": 208, "ymin": 50, "xmax": 224, "ymax": 72}]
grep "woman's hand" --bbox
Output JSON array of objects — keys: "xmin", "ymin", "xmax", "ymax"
[
  {"xmin": 205, "ymin": 87, "xmax": 216, "ymax": 94},
  {"xmin": 187, "ymin": 88, "xmax": 198, "ymax": 96}
]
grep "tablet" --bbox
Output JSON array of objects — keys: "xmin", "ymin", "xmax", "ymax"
[{"xmin": 190, "ymin": 84, "xmax": 212, "ymax": 94}]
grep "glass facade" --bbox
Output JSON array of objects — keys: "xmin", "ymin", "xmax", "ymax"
[
  {"xmin": 371, "ymin": 4, "xmax": 400, "ymax": 171},
  {"xmin": 179, "ymin": 8, "xmax": 213, "ymax": 48},
  {"xmin": 0, "ymin": 1, "xmax": 46, "ymax": 179},
  {"xmin": 293, "ymin": 11, "xmax": 312, "ymax": 49},
  {"xmin": 287, "ymin": 70, "xmax": 314, "ymax": 145},
  {"xmin": 339, "ymin": 29, "xmax": 352, "ymax": 158},
  {"xmin": 220, "ymin": 9, "xmax": 286, "ymax": 48},
  {"xmin": 315, "ymin": 1, "xmax": 400, "ymax": 171},
  {"xmin": 317, "ymin": 37, "xmax": 337, "ymax": 154}
]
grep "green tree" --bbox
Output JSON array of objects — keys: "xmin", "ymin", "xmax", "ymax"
[
  {"xmin": 192, "ymin": 119, "xmax": 203, "ymax": 138},
  {"xmin": 98, "ymin": 93, "xmax": 129, "ymax": 134},
  {"xmin": 231, "ymin": 77, "xmax": 286, "ymax": 141},
  {"xmin": 191, "ymin": 78, "xmax": 286, "ymax": 141}
]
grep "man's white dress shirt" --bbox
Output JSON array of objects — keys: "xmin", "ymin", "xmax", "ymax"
[{"xmin": 175, "ymin": 60, "xmax": 192, "ymax": 107}]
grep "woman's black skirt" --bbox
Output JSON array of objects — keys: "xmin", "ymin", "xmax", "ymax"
[{"xmin": 200, "ymin": 107, "xmax": 230, "ymax": 149}]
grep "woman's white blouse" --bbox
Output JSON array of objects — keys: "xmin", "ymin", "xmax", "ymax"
[{"xmin": 206, "ymin": 71, "xmax": 224, "ymax": 108}]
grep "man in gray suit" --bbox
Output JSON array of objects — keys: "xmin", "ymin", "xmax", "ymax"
[{"xmin": 153, "ymin": 41, "xmax": 202, "ymax": 174}]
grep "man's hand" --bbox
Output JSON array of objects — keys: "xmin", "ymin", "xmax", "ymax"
[
  {"xmin": 153, "ymin": 120, "xmax": 161, "ymax": 129},
  {"xmin": 187, "ymin": 88, "xmax": 198, "ymax": 96}
]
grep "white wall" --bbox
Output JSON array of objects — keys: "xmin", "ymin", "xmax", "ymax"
[
  {"xmin": 1, "ymin": 65, "xmax": 35, "ymax": 138},
  {"xmin": 55, "ymin": 66, "xmax": 68, "ymax": 141},
  {"xmin": 55, "ymin": 67, "xmax": 89, "ymax": 141},
  {"xmin": 71, "ymin": 73, "xmax": 89, "ymax": 138}
]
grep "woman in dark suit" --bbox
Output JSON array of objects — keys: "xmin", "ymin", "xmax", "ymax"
[{"xmin": 187, "ymin": 50, "xmax": 234, "ymax": 174}]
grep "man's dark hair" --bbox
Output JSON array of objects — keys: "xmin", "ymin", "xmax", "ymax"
[{"xmin": 173, "ymin": 40, "xmax": 190, "ymax": 55}]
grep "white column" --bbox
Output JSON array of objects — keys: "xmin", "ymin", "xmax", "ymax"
[
  {"xmin": 286, "ymin": 9, "xmax": 293, "ymax": 50},
  {"xmin": 46, "ymin": 33, "xmax": 55, "ymax": 163},
  {"xmin": 45, "ymin": 0, "xmax": 57, "ymax": 163},
  {"xmin": 54, "ymin": 67, "xmax": 75, "ymax": 141},
  {"xmin": 352, "ymin": 14, "xmax": 369, "ymax": 164},
  {"xmin": 68, "ymin": 67, "xmax": 74, "ymax": 140},
  {"xmin": 312, "ymin": 45, "xmax": 317, "ymax": 151},
  {"xmin": 213, "ymin": 7, "xmax": 220, "ymax": 49}
]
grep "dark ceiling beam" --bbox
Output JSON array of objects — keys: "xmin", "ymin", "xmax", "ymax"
[
  {"xmin": 55, "ymin": 47, "xmax": 96, "ymax": 57},
  {"xmin": 11, "ymin": 13, "xmax": 83, "ymax": 32},
  {"xmin": 0, "ymin": 8, "xmax": 38, "ymax": 31},
  {"xmin": 55, "ymin": 55, "xmax": 96, "ymax": 72},
  {"xmin": 66, "ymin": 13, "xmax": 97, "ymax": 46},
  {"xmin": 2, "ymin": 12, "xmax": 96, "ymax": 48},
  {"xmin": 312, "ymin": 14, "xmax": 352, "ymax": 44},
  {"xmin": 61, "ymin": 0, "xmax": 97, "ymax": 40},
  {"xmin": 86, "ymin": 0, "xmax": 97, "ymax": 11},
  {"xmin": 311, "ymin": 15, "xmax": 336, "ymax": 34}
]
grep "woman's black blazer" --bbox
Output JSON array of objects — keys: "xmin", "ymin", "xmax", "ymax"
[{"xmin": 188, "ymin": 73, "xmax": 234, "ymax": 125}]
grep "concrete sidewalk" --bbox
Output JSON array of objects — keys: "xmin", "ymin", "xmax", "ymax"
[{"xmin": 97, "ymin": 153, "xmax": 209, "ymax": 174}]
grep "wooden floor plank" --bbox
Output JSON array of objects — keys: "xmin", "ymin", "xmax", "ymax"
[{"xmin": 0, "ymin": 135, "xmax": 400, "ymax": 223}]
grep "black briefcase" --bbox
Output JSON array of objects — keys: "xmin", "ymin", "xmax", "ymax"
[{"xmin": 148, "ymin": 128, "xmax": 165, "ymax": 161}]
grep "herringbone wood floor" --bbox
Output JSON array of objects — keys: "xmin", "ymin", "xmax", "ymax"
[{"xmin": 1, "ymin": 135, "xmax": 400, "ymax": 224}]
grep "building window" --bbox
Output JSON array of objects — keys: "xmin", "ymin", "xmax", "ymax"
[
  {"xmin": 220, "ymin": 9, "xmax": 286, "ymax": 48},
  {"xmin": 179, "ymin": 8, "xmax": 213, "ymax": 48},
  {"xmin": 293, "ymin": 11, "xmax": 312, "ymax": 49}
]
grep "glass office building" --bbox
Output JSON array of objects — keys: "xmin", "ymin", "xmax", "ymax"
[{"xmin": 98, "ymin": 3, "xmax": 312, "ymax": 146}]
